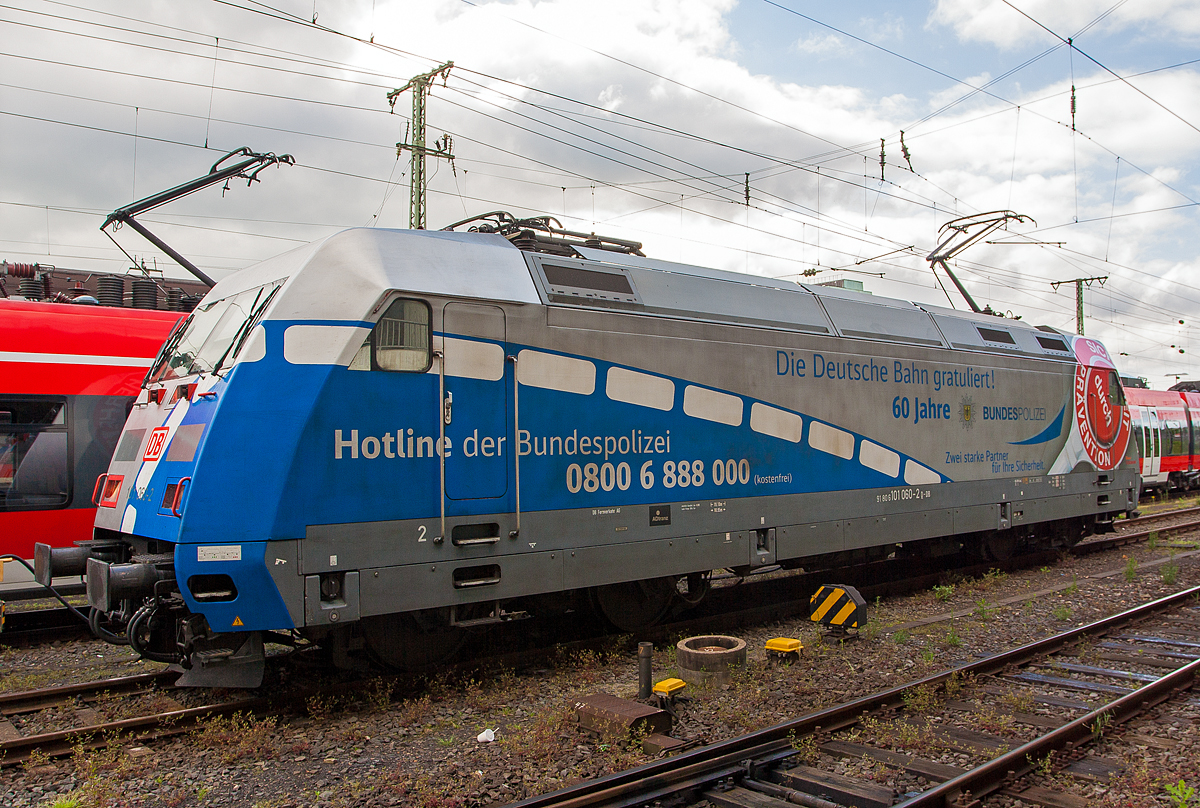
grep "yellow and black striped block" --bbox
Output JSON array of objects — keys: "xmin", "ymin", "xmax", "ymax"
[{"xmin": 809, "ymin": 585, "xmax": 866, "ymax": 630}]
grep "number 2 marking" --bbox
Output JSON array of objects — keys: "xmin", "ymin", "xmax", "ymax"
[{"xmin": 417, "ymin": 525, "xmax": 427, "ymax": 543}]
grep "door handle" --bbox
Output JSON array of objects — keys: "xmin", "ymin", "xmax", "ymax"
[{"xmin": 443, "ymin": 390, "xmax": 453, "ymax": 425}]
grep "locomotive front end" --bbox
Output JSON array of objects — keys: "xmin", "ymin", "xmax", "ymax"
[{"xmin": 39, "ymin": 276, "xmax": 291, "ymax": 687}]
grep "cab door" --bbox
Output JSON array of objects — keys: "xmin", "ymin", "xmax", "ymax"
[{"xmin": 441, "ymin": 303, "xmax": 509, "ymax": 501}]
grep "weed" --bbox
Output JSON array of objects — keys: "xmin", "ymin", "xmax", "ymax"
[
  {"xmin": 999, "ymin": 689, "xmax": 1035, "ymax": 713},
  {"xmin": 933, "ymin": 584, "xmax": 954, "ymax": 603},
  {"xmin": 365, "ymin": 678, "xmax": 395, "ymax": 712},
  {"xmin": 920, "ymin": 647, "xmax": 936, "ymax": 664},
  {"xmin": 1090, "ymin": 710, "xmax": 1113, "ymax": 739},
  {"xmin": 1165, "ymin": 779, "xmax": 1196, "ymax": 808},
  {"xmin": 974, "ymin": 704, "xmax": 1014, "ymax": 734},
  {"xmin": 47, "ymin": 798, "xmax": 81, "ymax": 808},
  {"xmin": 974, "ymin": 598, "xmax": 996, "ymax": 622},
  {"xmin": 1063, "ymin": 574, "xmax": 1078, "ymax": 596},
  {"xmin": 862, "ymin": 617, "xmax": 883, "ymax": 641},
  {"xmin": 197, "ymin": 786, "xmax": 210, "ymax": 801},
  {"xmin": 1052, "ymin": 604, "xmax": 1073, "ymax": 621},
  {"xmin": 305, "ymin": 692, "xmax": 342, "ymax": 720},
  {"xmin": 1162, "ymin": 558, "xmax": 1180, "ymax": 586},
  {"xmin": 1029, "ymin": 750, "xmax": 1056, "ymax": 777},
  {"xmin": 193, "ymin": 712, "xmax": 278, "ymax": 764},
  {"xmin": 902, "ymin": 683, "xmax": 940, "ymax": 714},
  {"xmin": 1124, "ymin": 555, "xmax": 1138, "ymax": 582},
  {"xmin": 892, "ymin": 629, "xmax": 910, "ymax": 645},
  {"xmin": 500, "ymin": 704, "xmax": 576, "ymax": 765},
  {"xmin": 944, "ymin": 626, "xmax": 962, "ymax": 647},
  {"xmin": 787, "ymin": 730, "xmax": 820, "ymax": 765},
  {"xmin": 1149, "ymin": 531, "xmax": 1160, "ymax": 549},
  {"xmin": 980, "ymin": 568, "xmax": 1007, "ymax": 589},
  {"xmin": 394, "ymin": 694, "xmax": 434, "ymax": 727},
  {"xmin": 943, "ymin": 672, "xmax": 974, "ymax": 698},
  {"xmin": 23, "ymin": 746, "xmax": 50, "ymax": 773},
  {"xmin": 437, "ymin": 736, "xmax": 455, "ymax": 747},
  {"xmin": 1023, "ymin": 599, "xmax": 1034, "ymax": 614}
]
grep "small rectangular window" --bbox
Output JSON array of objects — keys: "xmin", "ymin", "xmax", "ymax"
[
  {"xmin": 1036, "ymin": 335, "xmax": 1070, "ymax": 352},
  {"xmin": 0, "ymin": 397, "xmax": 69, "ymax": 511},
  {"xmin": 373, "ymin": 299, "xmax": 432, "ymax": 372},
  {"xmin": 114, "ymin": 429, "xmax": 147, "ymax": 462},
  {"xmin": 542, "ymin": 264, "xmax": 634, "ymax": 295},
  {"xmin": 977, "ymin": 327, "xmax": 1016, "ymax": 345}
]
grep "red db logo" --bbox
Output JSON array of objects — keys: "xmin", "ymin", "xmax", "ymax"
[{"xmin": 143, "ymin": 427, "xmax": 170, "ymax": 461}]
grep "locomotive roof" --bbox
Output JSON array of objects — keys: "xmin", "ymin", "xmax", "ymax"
[{"xmin": 213, "ymin": 227, "xmax": 1075, "ymax": 362}]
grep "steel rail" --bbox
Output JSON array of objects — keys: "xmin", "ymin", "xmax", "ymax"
[
  {"xmin": 897, "ymin": 654, "xmax": 1200, "ymax": 806},
  {"xmin": 503, "ymin": 584, "xmax": 1200, "ymax": 808}
]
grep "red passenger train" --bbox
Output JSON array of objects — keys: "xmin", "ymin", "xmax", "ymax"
[
  {"xmin": 1, "ymin": 299, "xmax": 182, "ymax": 593},
  {"xmin": 1124, "ymin": 386, "xmax": 1200, "ymax": 495}
]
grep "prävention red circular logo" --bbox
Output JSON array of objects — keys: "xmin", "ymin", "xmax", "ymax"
[{"xmin": 1073, "ymin": 364, "xmax": 1130, "ymax": 470}]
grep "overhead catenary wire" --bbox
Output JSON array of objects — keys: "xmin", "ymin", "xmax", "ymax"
[{"xmin": 4, "ymin": 0, "xmax": 1195, "ymax": 372}]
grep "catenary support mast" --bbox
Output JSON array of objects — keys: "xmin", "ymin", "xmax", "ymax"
[
  {"xmin": 1051, "ymin": 275, "xmax": 1107, "ymax": 335},
  {"xmin": 387, "ymin": 61, "xmax": 454, "ymax": 230}
]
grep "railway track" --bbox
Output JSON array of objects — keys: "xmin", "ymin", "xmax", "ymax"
[
  {"xmin": 0, "ymin": 669, "xmax": 286, "ymax": 767},
  {"xmin": 1, "ymin": 526, "xmax": 1197, "ymax": 793},
  {"xmin": 504, "ymin": 585, "xmax": 1200, "ymax": 808}
]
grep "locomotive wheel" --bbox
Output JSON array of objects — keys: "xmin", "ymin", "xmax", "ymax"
[
  {"xmin": 983, "ymin": 530, "xmax": 1018, "ymax": 561},
  {"xmin": 361, "ymin": 611, "xmax": 466, "ymax": 671},
  {"xmin": 591, "ymin": 577, "xmax": 675, "ymax": 632}
]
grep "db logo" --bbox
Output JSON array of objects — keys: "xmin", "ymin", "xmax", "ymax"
[{"xmin": 143, "ymin": 427, "xmax": 171, "ymax": 461}]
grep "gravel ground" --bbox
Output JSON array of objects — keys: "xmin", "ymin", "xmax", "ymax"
[{"xmin": 2, "ymin": 534, "xmax": 1199, "ymax": 808}]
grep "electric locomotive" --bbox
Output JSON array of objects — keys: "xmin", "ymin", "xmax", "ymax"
[{"xmin": 45, "ymin": 215, "xmax": 1138, "ymax": 686}]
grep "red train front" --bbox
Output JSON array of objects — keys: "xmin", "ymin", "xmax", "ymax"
[{"xmin": 1, "ymin": 298, "xmax": 182, "ymax": 594}]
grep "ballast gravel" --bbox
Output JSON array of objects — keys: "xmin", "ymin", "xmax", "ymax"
[{"xmin": 1, "ymin": 532, "xmax": 1198, "ymax": 808}]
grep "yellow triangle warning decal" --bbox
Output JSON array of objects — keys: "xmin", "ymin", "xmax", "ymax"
[{"xmin": 232, "ymin": 616, "xmax": 244, "ymax": 627}]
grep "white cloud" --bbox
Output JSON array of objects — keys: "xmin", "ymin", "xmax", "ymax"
[
  {"xmin": 793, "ymin": 33, "xmax": 844, "ymax": 55},
  {"xmin": 928, "ymin": 0, "xmax": 1200, "ymax": 50},
  {"xmin": 0, "ymin": 0, "xmax": 1197, "ymax": 382},
  {"xmin": 597, "ymin": 84, "xmax": 624, "ymax": 111}
]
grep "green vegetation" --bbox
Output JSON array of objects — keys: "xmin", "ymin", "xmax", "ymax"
[{"xmin": 1165, "ymin": 779, "xmax": 1196, "ymax": 808}]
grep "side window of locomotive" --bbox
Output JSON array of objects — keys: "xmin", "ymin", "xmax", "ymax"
[
  {"xmin": 1107, "ymin": 371, "xmax": 1126, "ymax": 406},
  {"xmin": 0, "ymin": 398, "xmax": 69, "ymax": 511},
  {"xmin": 373, "ymin": 299, "xmax": 432, "ymax": 372}
]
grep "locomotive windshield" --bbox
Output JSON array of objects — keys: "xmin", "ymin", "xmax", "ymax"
[{"xmin": 148, "ymin": 280, "xmax": 283, "ymax": 383}]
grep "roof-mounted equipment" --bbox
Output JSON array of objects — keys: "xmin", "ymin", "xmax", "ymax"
[
  {"xmin": 926, "ymin": 210, "xmax": 1033, "ymax": 316},
  {"xmin": 442, "ymin": 211, "xmax": 644, "ymax": 257},
  {"xmin": 102, "ymin": 147, "xmax": 294, "ymax": 288}
]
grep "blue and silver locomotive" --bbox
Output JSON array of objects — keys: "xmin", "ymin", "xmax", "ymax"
[{"xmin": 41, "ymin": 213, "xmax": 1137, "ymax": 686}]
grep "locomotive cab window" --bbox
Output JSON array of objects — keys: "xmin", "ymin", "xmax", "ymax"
[
  {"xmin": 0, "ymin": 398, "xmax": 69, "ymax": 511},
  {"xmin": 1106, "ymin": 370, "xmax": 1126, "ymax": 406},
  {"xmin": 373, "ymin": 298, "xmax": 432, "ymax": 372}
]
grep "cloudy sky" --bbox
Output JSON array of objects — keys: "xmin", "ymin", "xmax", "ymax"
[{"xmin": 2, "ymin": 0, "xmax": 1198, "ymax": 385}]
